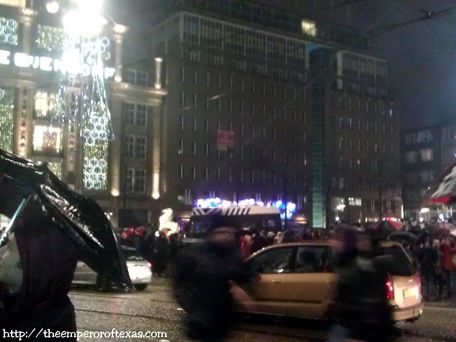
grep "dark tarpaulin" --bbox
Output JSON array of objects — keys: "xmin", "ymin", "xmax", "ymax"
[{"xmin": 0, "ymin": 149, "xmax": 132, "ymax": 291}]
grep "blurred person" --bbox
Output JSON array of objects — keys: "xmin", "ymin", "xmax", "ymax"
[
  {"xmin": 282, "ymin": 229, "xmax": 295, "ymax": 243},
  {"xmin": 153, "ymin": 230, "xmax": 168, "ymax": 276},
  {"xmin": 250, "ymin": 229, "xmax": 267, "ymax": 253},
  {"xmin": 433, "ymin": 239, "xmax": 444, "ymax": 299},
  {"xmin": 328, "ymin": 227, "xmax": 392, "ymax": 342},
  {"xmin": 418, "ymin": 241, "xmax": 438, "ymax": 300},
  {"xmin": 266, "ymin": 231, "xmax": 275, "ymax": 246},
  {"xmin": 239, "ymin": 233, "xmax": 251, "ymax": 259},
  {"xmin": 273, "ymin": 231, "xmax": 283, "ymax": 244},
  {"xmin": 172, "ymin": 227, "xmax": 254, "ymax": 341},
  {"xmin": 441, "ymin": 238, "xmax": 456, "ymax": 297}
]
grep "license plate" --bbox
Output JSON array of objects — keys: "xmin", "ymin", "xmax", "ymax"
[{"xmin": 403, "ymin": 287, "xmax": 418, "ymax": 298}]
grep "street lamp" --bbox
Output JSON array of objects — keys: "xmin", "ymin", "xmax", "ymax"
[{"xmin": 45, "ymin": 0, "xmax": 60, "ymax": 14}]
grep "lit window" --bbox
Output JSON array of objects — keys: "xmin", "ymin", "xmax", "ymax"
[
  {"xmin": 33, "ymin": 126, "xmax": 62, "ymax": 153},
  {"xmin": 301, "ymin": 19, "xmax": 316, "ymax": 36},
  {"xmin": 420, "ymin": 149, "xmax": 433, "ymax": 162},
  {"xmin": 34, "ymin": 91, "xmax": 56, "ymax": 117}
]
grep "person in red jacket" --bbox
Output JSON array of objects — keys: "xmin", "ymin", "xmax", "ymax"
[{"xmin": 441, "ymin": 238, "xmax": 456, "ymax": 297}]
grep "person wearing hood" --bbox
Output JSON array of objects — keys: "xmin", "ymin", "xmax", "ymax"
[
  {"xmin": 0, "ymin": 204, "xmax": 81, "ymax": 341},
  {"xmin": 274, "ymin": 231, "xmax": 283, "ymax": 244}
]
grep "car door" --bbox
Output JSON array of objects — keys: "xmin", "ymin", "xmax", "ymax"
[
  {"xmin": 244, "ymin": 246, "xmax": 295, "ymax": 315},
  {"xmin": 74, "ymin": 261, "xmax": 97, "ymax": 284},
  {"xmin": 281, "ymin": 245, "xmax": 337, "ymax": 319}
]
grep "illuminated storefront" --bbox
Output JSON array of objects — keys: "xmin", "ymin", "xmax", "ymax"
[{"xmin": 0, "ymin": 2, "xmax": 167, "ymax": 226}]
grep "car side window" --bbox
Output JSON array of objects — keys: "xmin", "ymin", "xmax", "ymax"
[
  {"xmin": 294, "ymin": 246, "xmax": 332, "ymax": 273},
  {"xmin": 247, "ymin": 247, "xmax": 293, "ymax": 274}
]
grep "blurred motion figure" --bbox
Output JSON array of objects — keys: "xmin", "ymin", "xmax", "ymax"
[{"xmin": 172, "ymin": 226, "xmax": 253, "ymax": 341}]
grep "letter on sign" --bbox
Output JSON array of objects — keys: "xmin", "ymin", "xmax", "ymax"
[
  {"xmin": 0, "ymin": 50, "xmax": 11, "ymax": 65},
  {"xmin": 14, "ymin": 53, "xmax": 33, "ymax": 68}
]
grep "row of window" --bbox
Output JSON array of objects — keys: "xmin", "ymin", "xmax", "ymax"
[
  {"xmin": 180, "ymin": 68, "xmax": 307, "ymax": 98},
  {"xmin": 341, "ymin": 53, "xmax": 387, "ymax": 78},
  {"xmin": 404, "ymin": 130, "xmax": 433, "ymax": 145},
  {"xmin": 179, "ymin": 120, "xmax": 307, "ymax": 140},
  {"xmin": 177, "ymin": 141, "xmax": 307, "ymax": 163},
  {"xmin": 334, "ymin": 158, "xmax": 396, "ymax": 172},
  {"xmin": 337, "ymin": 96, "xmax": 392, "ymax": 116},
  {"xmin": 404, "ymin": 149, "xmax": 434, "ymax": 163},
  {"xmin": 405, "ymin": 171, "xmax": 435, "ymax": 184},
  {"xmin": 181, "ymin": 13, "xmax": 306, "ymax": 61},
  {"xmin": 180, "ymin": 49, "xmax": 306, "ymax": 81},
  {"xmin": 333, "ymin": 118, "xmax": 395, "ymax": 135},
  {"xmin": 178, "ymin": 165, "xmax": 305, "ymax": 184},
  {"xmin": 337, "ymin": 137, "xmax": 395, "ymax": 154},
  {"xmin": 179, "ymin": 93, "xmax": 308, "ymax": 119},
  {"xmin": 330, "ymin": 176, "xmax": 398, "ymax": 197},
  {"xmin": 125, "ymin": 69, "xmax": 150, "ymax": 87}
]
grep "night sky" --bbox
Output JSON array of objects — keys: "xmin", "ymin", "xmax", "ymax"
[{"xmin": 107, "ymin": 0, "xmax": 456, "ymax": 129}]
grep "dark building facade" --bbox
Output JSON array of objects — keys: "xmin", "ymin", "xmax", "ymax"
[
  {"xmin": 151, "ymin": 0, "xmax": 402, "ymax": 227},
  {"xmin": 401, "ymin": 126, "xmax": 442, "ymax": 219}
]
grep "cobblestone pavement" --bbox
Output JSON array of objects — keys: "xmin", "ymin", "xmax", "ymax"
[{"xmin": 70, "ymin": 278, "xmax": 456, "ymax": 342}]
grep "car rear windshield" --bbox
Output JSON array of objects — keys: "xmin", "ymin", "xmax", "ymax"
[
  {"xmin": 379, "ymin": 245, "xmax": 416, "ymax": 276},
  {"xmin": 122, "ymin": 248, "xmax": 144, "ymax": 261}
]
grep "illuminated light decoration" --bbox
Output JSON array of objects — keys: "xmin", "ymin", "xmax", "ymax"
[
  {"xmin": 50, "ymin": 0, "xmax": 113, "ymax": 191},
  {"xmin": 36, "ymin": 25, "xmax": 65, "ymax": 51},
  {"xmin": 0, "ymin": 87, "xmax": 14, "ymax": 153},
  {"xmin": 43, "ymin": 161, "xmax": 62, "ymax": 179},
  {"xmin": 83, "ymin": 143, "xmax": 108, "ymax": 190},
  {"xmin": 195, "ymin": 198, "xmax": 297, "ymax": 219},
  {"xmin": 0, "ymin": 17, "xmax": 18, "ymax": 46}
]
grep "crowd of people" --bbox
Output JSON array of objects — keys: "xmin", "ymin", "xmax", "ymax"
[{"xmin": 404, "ymin": 236, "xmax": 456, "ymax": 300}]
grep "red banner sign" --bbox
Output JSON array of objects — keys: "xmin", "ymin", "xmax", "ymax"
[{"xmin": 217, "ymin": 130, "xmax": 235, "ymax": 151}]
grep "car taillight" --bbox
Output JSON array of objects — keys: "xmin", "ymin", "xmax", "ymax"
[
  {"xmin": 386, "ymin": 278, "xmax": 394, "ymax": 300},
  {"xmin": 147, "ymin": 262, "xmax": 152, "ymax": 269}
]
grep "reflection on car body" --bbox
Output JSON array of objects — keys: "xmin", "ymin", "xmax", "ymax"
[
  {"xmin": 72, "ymin": 246, "xmax": 152, "ymax": 291},
  {"xmin": 236, "ymin": 240, "xmax": 423, "ymax": 322}
]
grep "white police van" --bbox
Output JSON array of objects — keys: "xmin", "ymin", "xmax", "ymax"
[{"xmin": 182, "ymin": 205, "xmax": 282, "ymax": 243}]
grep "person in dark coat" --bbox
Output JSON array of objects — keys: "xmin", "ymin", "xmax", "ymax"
[
  {"xmin": 250, "ymin": 229, "xmax": 267, "ymax": 253},
  {"xmin": 0, "ymin": 207, "xmax": 80, "ymax": 341},
  {"xmin": 173, "ymin": 227, "xmax": 253, "ymax": 341},
  {"xmin": 328, "ymin": 227, "xmax": 391, "ymax": 342},
  {"xmin": 153, "ymin": 230, "xmax": 168, "ymax": 276},
  {"xmin": 419, "ymin": 241, "xmax": 438, "ymax": 300}
]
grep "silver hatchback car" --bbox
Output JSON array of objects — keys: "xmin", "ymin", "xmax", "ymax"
[{"xmin": 72, "ymin": 246, "xmax": 152, "ymax": 291}]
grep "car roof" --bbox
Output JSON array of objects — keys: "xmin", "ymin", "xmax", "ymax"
[
  {"xmin": 248, "ymin": 240, "xmax": 403, "ymax": 258},
  {"xmin": 121, "ymin": 245, "xmax": 138, "ymax": 251}
]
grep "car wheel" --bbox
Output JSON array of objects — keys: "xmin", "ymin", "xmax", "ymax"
[
  {"xmin": 96, "ymin": 275, "xmax": 112, "ymax": 292},
  {"xmin": 134, "ymin": 284, "xmax": 148, "ymax": 291}
]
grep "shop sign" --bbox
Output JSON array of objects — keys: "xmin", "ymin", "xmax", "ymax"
[{"xmin": 0, "ymin": 49, "xmax": 115, "ymax": 79}]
